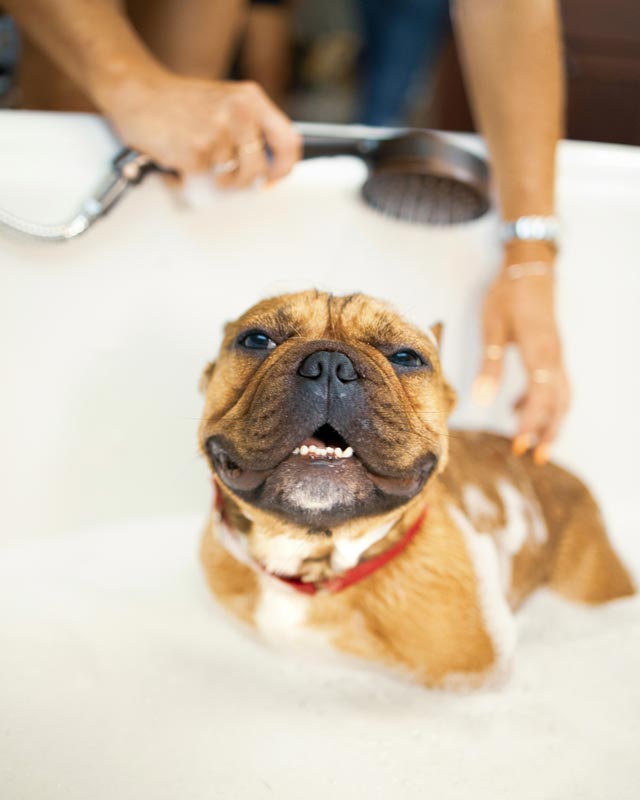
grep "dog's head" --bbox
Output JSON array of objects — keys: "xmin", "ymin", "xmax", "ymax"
[{"xmin": 199, "ymin": 292, "xmax": 455, "ymax": 532}]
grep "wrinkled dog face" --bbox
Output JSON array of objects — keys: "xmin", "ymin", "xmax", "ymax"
[{"xmin": 199, "ymin": 292, "xmax": 455, "ymax": 529}]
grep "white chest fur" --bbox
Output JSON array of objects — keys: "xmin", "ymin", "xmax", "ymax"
[
  {"xmin": 250, "ymin": 519, "xmax": 398, "ymax": 577},
  {"xmin": 254, "ymin": 575, "xmax": 332, "ymax": 649},
  {"xmin": 214, "ymin": 518, "xmax": 333, "ymax": 648},
  {"xmin": 216, "ymin": 516, "xmax": 396, "ymax": 651}
]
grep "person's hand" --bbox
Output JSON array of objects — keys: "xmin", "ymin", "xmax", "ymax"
[
  {"xmin": 473, "ymin": 247, "xmax": 570, "ymax": 464},
  {"xmin": 99, "ymin": 71, "xmax": 302, "ymax": 188}
]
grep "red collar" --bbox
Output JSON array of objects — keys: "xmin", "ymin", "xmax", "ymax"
[{"xmin": 212, "ymin": 480, "xmax": 427, "ymax": 595}]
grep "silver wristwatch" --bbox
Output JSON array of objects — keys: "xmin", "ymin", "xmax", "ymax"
[{"xmin": 500, "ymin": 216, "xmax": 560, "ymax": 250}]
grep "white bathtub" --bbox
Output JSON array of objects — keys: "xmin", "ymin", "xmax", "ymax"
[{"xmin": 1, "ymin": 111, "xmax": 639, "ymax": 800}]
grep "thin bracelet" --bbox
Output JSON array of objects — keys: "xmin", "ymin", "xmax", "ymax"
[{"xmin": 504, "ymin": 261, "xmax": 554, "ymax": 280}]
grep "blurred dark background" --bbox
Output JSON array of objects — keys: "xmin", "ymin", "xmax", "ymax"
[{"xmin": 2, "ymin": 0, "xmax": 639, "ymax": 145}]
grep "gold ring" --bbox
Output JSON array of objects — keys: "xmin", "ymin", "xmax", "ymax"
[
  {"xmin": 238, "ymin": 139, "xmax": 264, "ymax": 156},
  {"xmin": 211, "ymin": 158, "xmax": 239, "ymax": 175},
  {"xmin": 485, "ymin": 344, "xmax": 504, "ymax": 361},
  {"xmin": 532, "ymin": 368, "xmax": 553, "ymax": 384}
]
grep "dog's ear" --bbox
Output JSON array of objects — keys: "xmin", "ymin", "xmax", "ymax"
[
  {"xmin": 443, "ymin": 378, "xmax": 457, "ymax": 413},
  {"xmin": 199, "ymin": 361, "xmax": 216, "ymax": 395},
  {"xmin": 430, "ymin": 322, "xmax": 444, "ymax": 347},
  {"xmin": 431, "ymin": 323, "xmax": 456, "ymax": 412}
]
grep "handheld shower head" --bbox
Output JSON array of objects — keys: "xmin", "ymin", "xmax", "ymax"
[
  {"xmin": 299, "ymin": 124, "xmax": 490, "ymax": 225},
  {"xmin": 0, "ymin": 124, "xmax": 490, "ymax": 242}
]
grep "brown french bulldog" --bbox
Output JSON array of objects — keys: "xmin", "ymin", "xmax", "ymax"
[{"xmin": 198, "ymin": 291, "xmax": 634, "ymax": 688}]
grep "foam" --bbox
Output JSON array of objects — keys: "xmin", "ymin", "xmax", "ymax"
[{"xmin": 0, "ymin": 513, "xmax": 638, "ymax": 800}]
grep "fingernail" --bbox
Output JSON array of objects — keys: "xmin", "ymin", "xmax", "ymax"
[
  {"xmin": 472, "ymin": 376, "xmax": 497, "ymax": 406},
  {"xmin": 513, "ymin": 433, "xmax": 534, "ymax": 456},
  {"xmin": 534, "ymin": 444, "xmax": 551, "ymax": 466}
]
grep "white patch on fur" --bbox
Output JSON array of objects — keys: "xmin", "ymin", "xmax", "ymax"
[
  {"xmin": 447, "ymin": 504, "xmax": 517, "ymax": 681},
  {"xmin": 215, "ymin": 516, "xmax": 319, "ymax": 578},
  {"xmin": 214, "ymin": 517, "xmax": 332, "ymax": 650},
  {"xmin": 255, "ymin": 575, "xmax": 331, "ymax": 649},
  {"xmin": 494, "ymin": 480, "xmax": 548, "ymax": 591},
  {"xmin": 496, "ymin": 480, "xmax": 530, "ymax": 552},
  {"xmin": 252, "ymin": 532, "xmax": 317, "ymax": 576},
  {"xmin": 463, "ymin": 484, "xmax": 498, "ymax": 524},
  {"xmin": 286, "ymin": 479, "xmax": 352, "ymax": 512},
  {"xmin": 497, "ymin": 480, "xmax": 547, "ymax": 548},
  {"xmin": 331, "ymin": 519, "xmax": 398, "ymax": 571},
  {"xmin": 214, "ymin": 514, "xmax": 253, "ymax": 567},
  {"xmin": 463, "ymin": 481, "xmax": 548, "ymax": 592}
]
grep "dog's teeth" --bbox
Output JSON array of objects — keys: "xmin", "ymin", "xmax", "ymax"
[{"xmin": 297, "ymin": 444, "xmax": 352, "ymax": 459}]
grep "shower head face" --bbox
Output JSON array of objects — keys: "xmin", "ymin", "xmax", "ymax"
[
  {"xmin": 361, "ymin": 132, "xmax": 491, "ymax": 226},
  {"xmin": 361, "ymin": 170, "xmax": 490, "ymax": 225},
  {"xmin": 293, "ymin": 127, "xmax": 493, "ymax": 226}
]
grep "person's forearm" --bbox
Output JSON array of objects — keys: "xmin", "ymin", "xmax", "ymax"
[
  {"xmin": 4, "ymin": 0, "xmax": 166, "ymax": 110},
  {"xmin": 452, "ymin": 0, "xmax": 564, "ymax": 221}
]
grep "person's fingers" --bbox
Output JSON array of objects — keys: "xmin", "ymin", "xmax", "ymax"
[
  {"xmin": 177, "ymin": 131, "xmax": 217, "ymax": 173},
  {"xmin": 227, "ymin": 135, "xmax": 269, "ymax": 189},
  {"xmin": 208, "ymin": 128, "xmax": 238, "ymax": 185},
  {"xmin": 517, "ymin": 382, "xmax": 554, "ymax": 437},
  {"xmin": 218, "ymin": 85, "xmax": 271, "ymax": 188},
  {"xmin": 533, "ymin": 371, "xmax": 570, "ymax": 464},
  {"xmin": 473, "ymin": 344, "xmax": 504, "ymax": 405},
  {"xmin": 112, "ymin": 77, "xmax": 300, "ymax": 185},
  {"xmin": 251, "ymin": 87, "xmax": 301, "ymax": 182},
  {"xmin": 473, "ymin": 296, "xmax": 507, "ymax": 406},
  {"xmin": 474, "ymin": 268, "xmax": 569, "ymax": 461},
  {"xmin": 512, "ymin": 432, "xmax": 535, "ymax": 457},
  {"xmin": 513, "ymin": 366, "xmax": 569, "ymax": 463},
  {"xmin": 511, "ymin": 393, "xmax": 534, "ymax": 454},
  {"xmin": 532, "ymin": 405, "xmax": 565, "ymax": 465},
  {"xmin": 512, "ymin": 384, "xmax": 553, "ymax": 457},
  {"xmin": 517, "ymin": 317, "xmax": 561, "ymax": 379},
  {"xmin": 511, "ymin": 307, "xmax": 564, "ymax": 450},
  {"xmin": 183, "ymin": 101, "xmax": 232, "ymax": 173},
  {"xmin": 539, "ymin": 387, "xmax": 570, "ymax": 445}
]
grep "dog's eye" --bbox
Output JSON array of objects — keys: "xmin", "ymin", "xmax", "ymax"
[
  {"xmin": 389, "ymin": 349, "xmax": 427, "ymax": 368},
  {"xmin": 239, "ymin": 330, "xmax": 277, "ymax": 351}
]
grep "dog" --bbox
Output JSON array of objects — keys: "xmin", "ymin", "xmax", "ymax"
[{"xmin": 198, "ymin": 291, "xmax": 635, "ymax": 688}]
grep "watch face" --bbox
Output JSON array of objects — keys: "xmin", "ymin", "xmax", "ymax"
[
  {"xmin": 505, "ymin": 216, "xmax": 559, "ymax": 245},
  {"xmin": 515, "ymin": 217, "xmax": 551, "ymax": 240}
]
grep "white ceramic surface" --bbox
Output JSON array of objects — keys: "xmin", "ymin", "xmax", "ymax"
[{"xmin": 1, "ymin": 111, "xmax": 639, "ymax": 800}]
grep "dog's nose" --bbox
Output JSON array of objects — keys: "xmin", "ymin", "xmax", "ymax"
[{"xmin": 298, "ymin": 350, "xmax": 359, "ymax": 384}]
